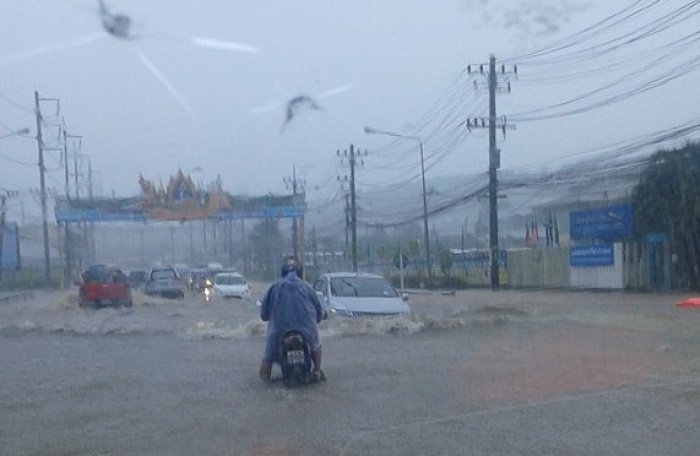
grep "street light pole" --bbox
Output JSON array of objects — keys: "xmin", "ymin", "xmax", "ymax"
[{"xmin": 364, "ymin": 126, "xmax": 432, "ymax": 281}]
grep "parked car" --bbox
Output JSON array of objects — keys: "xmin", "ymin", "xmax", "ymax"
[
  {"xmin": 212, "ymin": 272, "xmax": 251, "ymax": 299},
  {"xmin": 79, "ymin": 264, "xmax": 133, "ymax": 308},
  {"xmin": 312, "ymin": 272, "xmax": 410, "ymax": 317},
  {"xmin": 127, "ymin": 270, "xmax": 147, "ymax": 289},
  {"xmin": 144, "ymin": 267, "xmax": 185, "ymax": 299}
]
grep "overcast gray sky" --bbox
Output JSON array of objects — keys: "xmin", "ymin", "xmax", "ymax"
[{"xmin": 1, "ymin": 0, "xmax": 698, "ymax": 225}]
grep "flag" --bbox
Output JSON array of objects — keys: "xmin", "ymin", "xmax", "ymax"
[
  {"xmin": 530, "ymin": 216, "xmax": 539, "ymax": 242},
  {"xmin": 525, "ymin": 223, "xmax": 530, "ymax": 244}
]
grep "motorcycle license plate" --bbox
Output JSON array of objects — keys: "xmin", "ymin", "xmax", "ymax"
[{"xmin": 286, "ymin": 350, "xmax": 304, "ymax": 365}]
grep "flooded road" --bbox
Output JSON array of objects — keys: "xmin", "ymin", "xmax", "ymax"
[{"xmin": 1, "ymin": 286, "xmax": 699, "ymax": 455}]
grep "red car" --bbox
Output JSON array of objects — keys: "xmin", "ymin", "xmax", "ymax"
[{"xmin": 79, "ymin": 264, "xmax": 133, "ymax": 308}]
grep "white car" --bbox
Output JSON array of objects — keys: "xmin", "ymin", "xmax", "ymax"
[
  {"xmin": 212, "ymin": 272, "xmax": 251, "ymax": 299},
  {"xmin": 312, "ymin": 272, "xmax": 410, "ymax": 317}
]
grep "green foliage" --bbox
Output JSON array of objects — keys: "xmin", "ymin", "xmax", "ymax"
[
  {"xmin": 434, "ymin": 274, "xmax": 467, "ymax": 289},
  {"xmin": 247, "ymin": 219, "xmax": 285, "ymax": 280},
  {"xmin": 388, "ymin": 272, "xmax": 427, "ymax": 289},
  {"xmin": 633, "ymin": 142, "xmax": 700, "ymax": 289},
  {"xmin": 388, "ymin": 272, "xmax": 467, "ymax": 290},
  {"xmin": 0, "ymin": 268, "xmax": 61, "ymax": 291},
  {"xmin": 438, "ymin": 249, "xmax": 453, "ymax": 275}
]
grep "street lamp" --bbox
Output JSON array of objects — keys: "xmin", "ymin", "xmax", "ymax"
[{"xmin": 363, "ymin": 126, "xmax": 432, "ymax": 282}]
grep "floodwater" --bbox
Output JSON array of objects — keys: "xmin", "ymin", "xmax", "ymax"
[{"xmin": 1, "ymin": 285, "xmax": 699, "ymax": 455}]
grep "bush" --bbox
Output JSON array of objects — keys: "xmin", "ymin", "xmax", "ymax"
[
  {"xmin": 388, "ymin": 272, "xmax": 427, "ymax": 289},
  {"xmin": 434, "ymin": 274, "xmax": 467, "ymax": 289}
]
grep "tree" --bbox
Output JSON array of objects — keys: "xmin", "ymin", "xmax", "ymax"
[
  {"xmin": 633, "ymin": 142, "xmax": 700, "ymax": 289},
  {"xmin": 438, "ymin": 248, "xmax": 454, "ymax": 275},
  {"xmin": 248, "ymin": 218, "xmax": 285, "ymax": 280}
]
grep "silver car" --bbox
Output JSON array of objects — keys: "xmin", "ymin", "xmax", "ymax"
[
  {"xmin": 144, "ymin": 267, "xmax": 186, "ymax": 299},
  {"xmin": 313, "ymin": 272, "xmax": 410, "ymax": 317}
]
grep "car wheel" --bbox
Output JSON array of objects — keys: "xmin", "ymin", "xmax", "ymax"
[{"xmin": 124, "ymin": 299, "xmax": 133, "ymax": 308}]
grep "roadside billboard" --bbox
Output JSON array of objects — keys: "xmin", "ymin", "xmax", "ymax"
[{"xmin": 569, "ymin": 204, "xmax": 633, "ymax": 241}]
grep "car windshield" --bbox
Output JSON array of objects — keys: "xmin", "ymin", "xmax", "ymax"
[
  {"xmin": 215, "ymin": 275, "xmax": 245, "ymax": 285},
  {"xmin": 151, "ymin": 269, "xmax": 177, "ymax": 280},
  {"xmin": 330, "ymin": 277, "xmax": 399, "ymax": 298}
]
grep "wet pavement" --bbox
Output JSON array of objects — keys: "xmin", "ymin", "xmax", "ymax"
[{"xmin": 1, "ymin": 286, "xmax": 699, "ymax": 455}]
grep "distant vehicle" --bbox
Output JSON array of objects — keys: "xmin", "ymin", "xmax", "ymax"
[
  {"xmin": 127, "ymin": 270, "xmax": 147, "ymax": 288},
  {"xmin": 174, "ymin": 263, "xmax": 191, "ymax": 284},
  {"xmin": 79, "ymin": 264, "xmax": 133, "ymax": 309},
  {"xmin": 312, "ymin": 272, "xmax": 410, "ymax": 317},
  {"xmin": 189, "ymin": 268, "xmax": 210, "ymax": 291},
  {"xmin": 206, "ymin": 262, "xmax": 224, "ymax": 272},
  {"xmin": 144, "ymin": 267, "xmax": 185, "ymax": 299},
  {"xmin": 212, "ymin": 272, "xmax": 251, "ymax": 299}
]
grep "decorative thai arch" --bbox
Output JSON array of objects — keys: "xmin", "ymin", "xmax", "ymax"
[
  {"xmin": 53, "ymin": 171, "xmax": 306, "ymax": 284},
  {"xmin": 54, "ymin": 171, "xmax": 305, "ymax": 223}
]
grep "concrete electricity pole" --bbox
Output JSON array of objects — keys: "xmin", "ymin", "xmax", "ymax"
[
  {"xmin": 465, "ymin": 55, "xmax": 517, "ymax": 289},
  {"xmin": 337, "ymin": 144, "xmax": 367, "ymax": 273},
  {"xmin": 34, "ymin": 91, "xmax": 53, "ymax": 283},
  {"xmin": 344, "ymin": 193, "xmax": 350, "ymax": 265},
  {"xmin": 283, "ymin": 165, "xmax": 305, "ymax": 262}
]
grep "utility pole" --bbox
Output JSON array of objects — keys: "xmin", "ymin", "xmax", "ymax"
[
  {"xmin": 228, "ymin": 219, "xmax": 234, "ymax": 267},
  {"xmin": 337, "ymin": 144, "xmax": 367, "ymax": 273},
  {"xmin": 88, "ymin": 158, "xmax": 96, "ymax": 263},
  {"xmin": 63, "ymin": 128, "xmax": 83, "ymax": 279},
  {"xmin": 35, "ymin": 91, "xmax": 52, "ymax": 283},
  {"xmin": 73, "ymin": 152, "xmax": 90, "ymax": 265},
  {"xmin": 488, "ymin": 55, "xmax": 498, "ymax": 289},
  {"xmin": 350, "ymin": 145, "xmax": 358, "ymax": 273},
  {"xmin": 241, "ymin": 219, "xmax": 246, "ymax": 272},
  {"xmin": 283, "ymin": 165, "xmax": 305, "ymax": 261},
  {"xmin": 344, "ymin": 193, "xmax": 350, "ymax": 266},
  {"xmin": 465, "ymin": 55, "xmax": 517, "ymax": 289},
  {"xmin": 62, "ymin": 123, "xmax": 71, "ymax": 286}
]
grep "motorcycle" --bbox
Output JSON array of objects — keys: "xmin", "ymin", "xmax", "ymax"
[
  {"xmin": 197, "ymin": 277, "xmax": 213, "ymax": 302},
  {"xmin": 255, "ymin": 300, "xmax": 326, "ymax": 386},
  {"xmin": 278, "ymin": 330, "xmax": 325, "ymax": 387},
  {"xmin": 203, "ymin": 285, "xmax": 213, "ymax": 302}
]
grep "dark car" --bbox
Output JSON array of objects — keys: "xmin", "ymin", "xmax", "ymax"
[
  {"xmin": 144, "ymin": 267, "xmax": 185, "ymax": 299},
  {"xmin": 127, "ymin": 270, "xmax": 147, "ymax": 288},
  {"xmin": 79, "ymin": 264, "xmax": 133, "ymax": 308}
]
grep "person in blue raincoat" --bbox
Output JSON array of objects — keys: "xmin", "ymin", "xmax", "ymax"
[{"xmin": 259, "ymin": 257, "xmax": 324, "ymax": 381}]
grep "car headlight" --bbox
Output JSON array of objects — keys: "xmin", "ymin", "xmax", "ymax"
[{"xmin": 330, "ymin": 307, "xmax": 354, "ymax": 317}]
